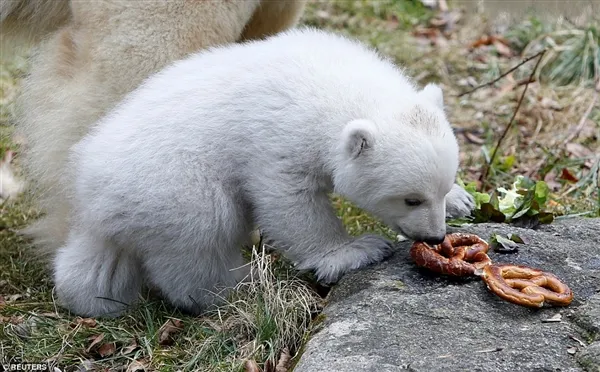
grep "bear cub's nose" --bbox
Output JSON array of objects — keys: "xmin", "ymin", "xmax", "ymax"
[{"xmin": 422, "ymin": 236, "xmax": 446, "ymax": 245}]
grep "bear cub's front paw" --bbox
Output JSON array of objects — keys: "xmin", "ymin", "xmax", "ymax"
[
  {"xmin": 445, "ymin": 183, "xmax": 475, "ymax": 219},
  {"xmin": 314, "ymin": 234, "xmax": 394, "ymax": 285}
]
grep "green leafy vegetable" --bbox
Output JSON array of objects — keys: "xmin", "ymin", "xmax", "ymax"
[{"xmin": 452, "ymin": 175, "xmax": 555, "ymax": 228}]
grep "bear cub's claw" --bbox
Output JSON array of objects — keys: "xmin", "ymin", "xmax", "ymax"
[
  {"xmin": 313, "ymin": 234, "xmax": 394, "ymax": 285},
  {"xmin": 445, "ymin": 183, "xmax": 475, "ymax": 219}
]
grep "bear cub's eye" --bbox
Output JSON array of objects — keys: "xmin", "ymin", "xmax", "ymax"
[{"xmin": 404, "ymin": 199, "xmax": 423, "ymax": 207}]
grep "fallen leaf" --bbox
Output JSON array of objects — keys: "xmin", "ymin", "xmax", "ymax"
[
  {"xmin": 543, "ymin": 171, "xmax": 562, "ymax": 192},
  {"xmin": 497, "ymin": 79, "xmax": 517, "ymax": 95},
  {"xmin": 72, "ymin": 317, "xmax": 97, "ymax": 328},
  {"xmin": 438, "ymin": 0, "xmax": 448, "ymax": 12},
  {"xmin": 463, "ymin": 131, "xmax": 485, "ymax": 145},
  {"xmin": 122, "ymin": 340, "xmax": 139, "ymax": 355},
  {"xmin": 275, "ymin": 347, "xmax": 291, "ymax": 372},
  {"xmin": 0, "ymin": 295, "xmax": 5, "ymax": 309},
  {"xmin": 559, "ymin": 168, "xmax": 579, "ymax": 183},
  {"xmin": 429, "ymin": 16, "xmax": 447, "ymax": 28},
  {"xmin": 470, "ymin": 35, "xmax": 510, "ymax": 50},
  {"xmin": 264, "ymin": 359, "xmax": 275, "ymax": 372},
  {"xmin": 469, "ymin": 35, "xmax": 492, "ymax": 48},
  {"xmin": 457, "ymin": 76, "xmax": 478, "ymax": 87},
  {"xmin": 565, "ymin": 143, "xmax": 593, "ymax": 158},
  {"xmin": 315, "ymin": 10, "xmax": 329, "ymax": 19},
  {"xmin": 39, "ymin": 312, "xmax": 60, "ymax": 319},
  {"xmin": 508, "ymin": 233, "xmax": 527, "ymax": 244},
  {"xmin": 126, "ymin": 359, "xmax": 149, "ymax": 372},
  {"xmin": 7, "ymin": 294, "xmax": 22, "ymax": 302},
  {"xmin": 491, "ymin": 234, "xmax": 519, "ymax": 254},
  {"xmin": 412, "ymin": 26, "xmax": 441, "ymax": 41},
  {"xmin": 158, "ymin": 318, "xmax": 184, "ymax": 346},
  {"xmin": 540, "ymin": 97, "xmax": 563, "ymax": 111},
  {"xmin": 97, "ymin": 342, "xmax": 116, "ymax": 357},
  {"xmin": 244, "ymin": 360, "xmax": 261, "ymax": 372},
  {"xmin": 493, "ymin": 39, "xmax": 512, "ymax": 57},
  {"xmin": 386, "ymin": 14, "xmax": 399, "ymax": 31},
  {"xmin": 77, "ymin": 359, "xmax": 94, "ymax": 371},
  {"xmin": 86, "ymin": 334, "xmax": 105, "ymax": 353}
]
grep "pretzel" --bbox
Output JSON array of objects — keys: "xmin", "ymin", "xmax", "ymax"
[
  {"xmin": 481, "ymin": 264, "xmax": 573, "ymax": 308},
  {"xmin": 410, "ymin": 233, "xmax": 492, "ymax": 276}
]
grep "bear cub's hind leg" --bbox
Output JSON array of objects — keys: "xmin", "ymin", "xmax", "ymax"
[{"xmin": 54, "ymin": 231, "xmax": 143, "ymax": 318}]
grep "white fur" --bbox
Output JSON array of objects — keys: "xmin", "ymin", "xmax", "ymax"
[
  {"xmin": 57, "ymin": 28, "xmax": 474, "ymax": 317},
  {"xmin": 8, "ymin": 0, "xmax": 306, "ymax": 252}
]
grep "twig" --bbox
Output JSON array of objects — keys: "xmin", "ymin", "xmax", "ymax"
[
  {"xmin": 561, "ymin": 90, "xmax": 598, "ymax": 146},
  {"xmin": 458, "ymin": 50, "xmax": 546, "ymax": 97},
  {"xmin": 479, "ymin": 50, "xmax": 547, "ymax": 189}
]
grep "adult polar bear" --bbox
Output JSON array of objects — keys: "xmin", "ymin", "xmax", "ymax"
[
  {"xmin": 0, "ymin": 0, "xmax": 307, "ymax": 251},
  {"xmin": 57, "ymin": 28, "xmax": 475, "ymax": 317}
]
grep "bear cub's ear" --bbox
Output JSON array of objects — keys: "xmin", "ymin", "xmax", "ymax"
[
  {"xmin": 342, "ymin": 119, "xmax": 377, "ymax": 159},
  {"xmin": 420, "ymin": 83, "xmax": 444, "ymax": 110}
]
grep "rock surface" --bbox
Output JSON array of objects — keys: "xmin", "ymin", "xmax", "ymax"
[{"xmin": 294, "ymin": 219, "xmax": 600, "ymax": 372}]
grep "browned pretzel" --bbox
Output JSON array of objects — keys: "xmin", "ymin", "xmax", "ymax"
[
  {"xmin": 410, "ymin": 233, "xmax": 492, "ymax": 276},
  {"xmin": 481, "ymin": 264, "xmax": 574, "ymax": 308},
  {"xmin": 410, "ymin": 233, "xmax": 574, "ymax": 308}
]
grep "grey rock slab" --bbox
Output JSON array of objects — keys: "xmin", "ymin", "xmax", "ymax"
[
  {"xmin": 295, "ymin": 218, "xmax": 600, "ymax": 372},
  {"xmin": 577, "ymin": 341, "xmax": 600, "ymax": 371}
]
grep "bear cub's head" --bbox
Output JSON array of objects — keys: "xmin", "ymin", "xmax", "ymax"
[{"xmin": 333, "ymin": 83, "xmax": 459, "ymax": 244}]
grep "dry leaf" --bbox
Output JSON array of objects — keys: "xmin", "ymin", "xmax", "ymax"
[
  {"xmin": 438, "ymin": 0, "xmax": 448, "ymax": 12},
  {"xmin": 543, "ymin": 172, "xmax": 561, "ymax": 191},
  {"xmin": 72, "ymin": 317, "xmax": 97, "ymax": 328},
  {"xmin": 497, "ymin": 76, "xmax": 517, "ymax": 95},
  {"xmin": 86, "ymin": 333, "xmax": 105, "ymax": 353},
  {"xmin": 493, "ymin": 40, "xmax": 512, "ymax": 57},
  {"xmin": 77, "ymin": 359, "xmax": 94, "ymax": 371},
  {"xmin": 122, "ymin": 340, "xmax": 139, "ymax": 355},
  {"xmin": 0, "ymin": 295, "xmax": 5, "ymax": 309},
  {"xmin": 158, "ymin": 318, "xmax": 184, "ymax": 346},
  {"xmin": 540, "ymin": 97, "xmax": 563, "ymax": 111},
  {"xmin": 7, "ymin": 294, "xmax": 22, "ymax": 302},
  {"xmin": 559, "ymin": 168, "xmax": 579, "ymax": 183},
  {"xmin": 469, "ymin": 35, "xmax": 492, "ymax": 48},
  {"xmin": 97, "ymin": 342, "xmax": 116, "ymax": 357},
  {"xmin": 127, "ymin": 359, "xmax": 149, "ymax": 372},
  {"xmin": 275, "ymin": 347, "xmax": 292, "ymax": 372},
  {"xmin": 566, "ymin": 143, "xmax": 592, "ymax": 158},
  {"xmin": 264, "ymin": 360, "xmax": 275, "ymax": 372},
  {"xmin": 40, "ymin": 312, "xmax": 60, "ymax": 319},
  {"xmin": 463, "ymin": 131, "xmax": 485, "ymax": 145},
  {"xmin": 244, "ymin": 360, "xmax": 261, "ymax": 372},
  {"xmin": 315, "ymin": 10, "xmax": 329, "ymax": 19},
  {"xmin": 469, "ymin": 35, "xmax": 509, "ymax": 49}
]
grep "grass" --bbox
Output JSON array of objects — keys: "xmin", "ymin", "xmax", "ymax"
[{"xmin": 1, "ymin": 0, "xmax": 599, "ymax": 370}]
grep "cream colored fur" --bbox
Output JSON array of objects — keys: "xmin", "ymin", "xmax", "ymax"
[{"xmin": 3, "ymin": 0, "xmax": 306, "ymax": 252}]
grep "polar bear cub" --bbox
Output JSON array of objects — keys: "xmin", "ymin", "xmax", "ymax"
[{"xmin": 56, "ymin": 28, "xmax": 474, "ymax": 317}]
